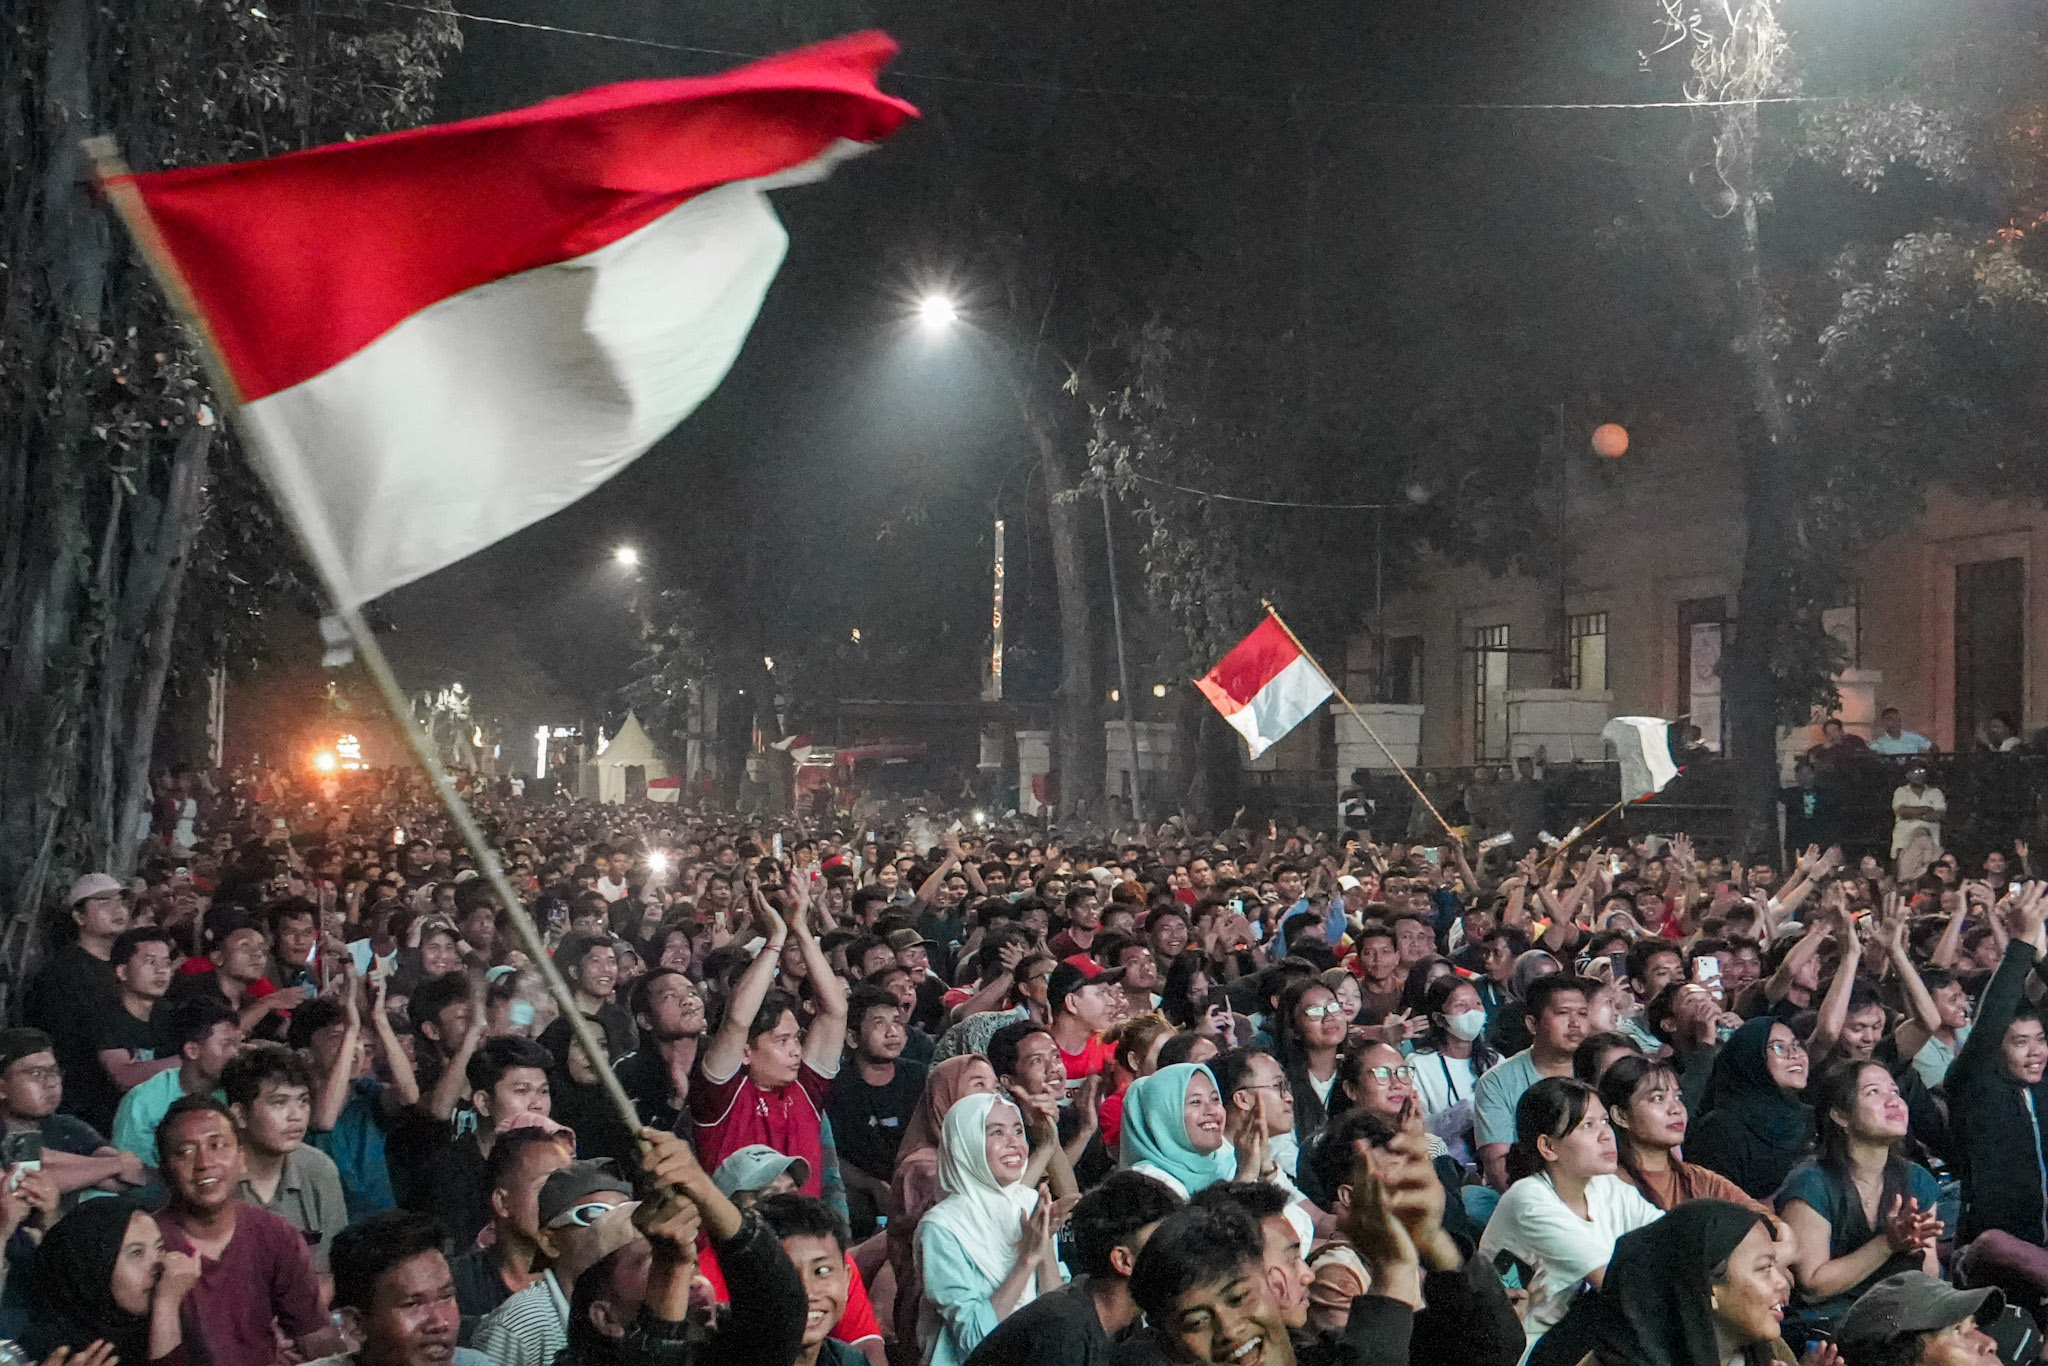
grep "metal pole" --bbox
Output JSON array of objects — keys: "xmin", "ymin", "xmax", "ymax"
[
  {"xmin": 1373, "ymin": 504, "xmax": 1385, "ymax": 702},
  {"xmin": 1555, "ymin": 401, "xmax": 1570, "ymax": 689},
  {"xmin": 988, "ymin": 517, "xmax": 1005, "ymax": 701},
  {"xmin": 1099, "ymin": 484, "xmax": 1144, "ymax": 825}
]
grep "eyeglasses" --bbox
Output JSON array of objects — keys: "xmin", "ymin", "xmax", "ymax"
[
  {"xmin": 549, "ymin": 1198, "xmax": 622, "ymax": 1229},
  {"xmin": 1766, "ymin": 1039, "xmax": 1808, "ymax": 1058},
  {"xmin": 1239, "ymin": 1081, "xmax": 1293, "ymax": 1098},
  {"xmin": 1364, "ymin": 1065, "xmax": 1416, "ymax": 1083},
  {"xmin": 1300, "ymin": 1003, "xmax": 1346, "ymax": 1020}
]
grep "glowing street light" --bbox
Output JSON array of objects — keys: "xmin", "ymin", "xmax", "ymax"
[
  {"xmin": 917, "ymin": 294, "xmax": 959, "ymax": 329},
  {"xmin": 614, "ymin": 545, "xmax": 640, "ymax": 569}
]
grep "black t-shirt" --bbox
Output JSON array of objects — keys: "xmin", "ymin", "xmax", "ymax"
[
  {"xmin": 27, "ymin": 945, "xmax": 122, "ymax": 1133},
  {"xmin": 540, "ymin": 1004, "xmax": 636, "ymax": 1064},
  {"xmin": 964, "ymin": 1282, "xmax": 1114, "ymax": 1366},
  {"xmin": 449, "ymin": 1244, "xmax": 511, "ymax": 1343},
  {"xmin": 825, "ymin": 1060, "xmax": 926, "ymax": 1181},
  {"xmin": 94, "ymin": 1006, "xmax": 166, "ymax": 1067},
  {"xmin": 614, "ymin": 1046, "xmax": 688, "ymax": 1135}
]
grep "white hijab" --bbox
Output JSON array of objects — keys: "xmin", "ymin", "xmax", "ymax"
[{"xmin": 917, "ymin": 1091, "xmax": 1042, "ymax": 1286}]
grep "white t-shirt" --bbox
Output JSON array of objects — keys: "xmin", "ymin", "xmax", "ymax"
[
  {"xmin": 1890, "ymin": 783, "xmax": 1947, "ymax": 855},
  {"xmin": 596, "ymin": 875, "xmax": 630, "ymax": 903},
  {"xmin": 1477, "ymin": 1172, "xmax": 1663, "ymax": 1349}
]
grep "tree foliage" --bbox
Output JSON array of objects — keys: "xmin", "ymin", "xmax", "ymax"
[{"xmin": 0, "ymin": 0, "xmax": 460, "ymax": 958}]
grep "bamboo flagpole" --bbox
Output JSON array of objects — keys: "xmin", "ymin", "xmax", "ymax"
[
  {"xmin": 85, "ymin": 138, "xmax": 647, "ymax": 1134},
  {"xmin": 1258, "ymin": 601, "xmax": 1455, "ymax": 837}
]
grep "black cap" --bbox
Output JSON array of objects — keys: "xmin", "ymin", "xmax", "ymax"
[
  {"xmin": 1840, "ymin": 1272, "xmax": 2002, "ymax": 1360},
  {"xmin": 1047, "ymin": 958, "xmax": 1126, "ymax": 1012}
]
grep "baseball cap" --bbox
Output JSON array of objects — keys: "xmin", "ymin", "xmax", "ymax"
[
  {"xmin": 884, "ymin": 928, "xmax": 930, "ymax": 952},
  {"xmin": 536, "ymin": 1159, "xmax": 633, "ymax": 1228},
  {"xmin": 1048, "ymin": 958, "xmax": 1126, "ymax": 1010},
  {"xmin": 1839, "ymin": 1272, "xmax": 2003, "ymax": 1360},
  {"xmin": 711, "ymin": 1144, "xmax": 811, "ymax": 1198},
  {"xmin": 1337, "ymin": 875, "xmax": 1363, "ymax": 892},
  {"xmin": 0, "ymin": 1029, "xmax": 54, "ymax": 1072},
  {"xmin": 69, "ymin": 873, "xmax": 122, "ymax": 905}
]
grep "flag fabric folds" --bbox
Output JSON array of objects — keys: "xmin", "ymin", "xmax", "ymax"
[
  {"xmin": 113, "ymin": 33, "xmax": 917, "ymax": 609},
  {"xmin": 1197, "ymin": 615, "xmax": 1335, "ymax": 760},
  {"xmin": 1602, "ymin": 716, "xmax": 1681, "ymax": 804}
]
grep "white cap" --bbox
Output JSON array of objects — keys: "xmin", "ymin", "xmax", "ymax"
[
  {"xmin": 69, "ymin": 873, "xmax": 123, "ymax": 905},
  {"xmin": 1337, "ymin": 875, "xmax": 1363, "ymax": 892}
]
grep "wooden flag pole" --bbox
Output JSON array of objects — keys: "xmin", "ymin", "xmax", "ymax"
[
  {"xmin": 85, "ymin": 137, "xmax": 647, "ymax": 1136},
  {"xmin": 1258, "ymin": 601, "xmax": 1454, "ymax": 837}
]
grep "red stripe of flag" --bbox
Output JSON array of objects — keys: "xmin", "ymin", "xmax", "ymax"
[
  {"xmin": 123, "ymin": 32, "xmax": 916, "ymax": 401},
  {"xmin": 1196, "ymin": 614, "xmax": 1303, "ymax": 714}
]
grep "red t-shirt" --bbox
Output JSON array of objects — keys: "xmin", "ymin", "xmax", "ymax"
[
  {"xmin": 686, "ymin": 1059, "xmax": 832, "ymax": 1198},
  {"xmin": 1058, "ymin": 1037, "xmax": 1113, "ymax": 1103},
  {"xmin": 157, "ymin": 1205, "xmax": 325, "ymax": 1363},
  {"xmin": 699, "ymin": 1243, "xmax": 882, "ymax": 1345}
]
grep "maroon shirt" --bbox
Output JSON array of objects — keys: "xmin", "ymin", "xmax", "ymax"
[{"xmin": 157, "ymin": 1204, "xmax": 325, "ymax": 1365}]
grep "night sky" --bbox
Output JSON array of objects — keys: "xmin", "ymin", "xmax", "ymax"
[{"xmin": 358, "ymin": 0, "xmax": 1929, "ymax": 743}]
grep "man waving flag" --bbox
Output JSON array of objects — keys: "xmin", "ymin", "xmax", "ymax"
[{"xmin": 97, "ymin": 33, "xmax": 916, "ymax": 608}]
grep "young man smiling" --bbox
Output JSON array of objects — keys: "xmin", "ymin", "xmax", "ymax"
[
  {"xmin": 153, "ymin": 1095, "xmax": 342, "ymax": 1364},
  {"xmin": 1129, "ymin": 1111, "xmax": 1519, "ymax": 1366}
]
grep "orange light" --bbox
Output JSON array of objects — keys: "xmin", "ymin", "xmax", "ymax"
[
  {"xmin": 1591, "ymin": 423, "xmax": 1630, "ymax": 459},
  {"xmin": 311, "ymin": 750, "xmax": 339, "ymax": 774}
]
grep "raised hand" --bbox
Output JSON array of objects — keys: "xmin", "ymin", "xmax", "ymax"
[{"xmin": 1880, "ymin": 1195, "xmax": 1942, "ymax": 1253}]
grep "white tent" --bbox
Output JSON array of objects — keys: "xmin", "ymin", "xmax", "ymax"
[{"xmin": 592, "ymin": 711, "xmax": 668, "ymax": 804}]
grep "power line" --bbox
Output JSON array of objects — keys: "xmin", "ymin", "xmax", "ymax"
[
  {"xmin": 348, "ymin": 1, "xmax": 1856, "ymax": 113},
  {"xmin": 1125, "ymin": 471, "xmax": 1410, "ymax": 511}
]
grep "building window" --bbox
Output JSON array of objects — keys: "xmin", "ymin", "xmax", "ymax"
[
  {"xmin": 1568, "ymin": 612, "xmax": 1608, "ymax": 692},
  {"xmin": 1472, "ymin": 624, "xmax": 1510, "ymax": 761},
  {"xmin": 1383, "ymin": 636, "xmax": 1424, "ymax": 705}
]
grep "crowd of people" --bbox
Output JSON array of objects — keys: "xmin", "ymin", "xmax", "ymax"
[{"xmin": 8, "ymin": 760, "xmax": 2048, "ymax": 1366}]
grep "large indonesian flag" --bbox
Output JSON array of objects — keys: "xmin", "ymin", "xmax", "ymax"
[
  {"xmin": 113, "ymin": 34, "xmax": 916, "ymax": 609},
  {"xmin": 1196, "ymin": 614, "xmax": 1335, "ymax": 760}
]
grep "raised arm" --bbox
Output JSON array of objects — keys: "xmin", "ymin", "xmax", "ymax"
[
  {"xmin": 792, "ymin": 894, "xmax": 846, "ymax": 1075},
  {"xmin": 1805, "ymin": 903, "xmax": 1863, "ymax": 1063},
  {"xmin": 421, "ymin": 978, "xmax": 486, "ymax": 1121},
  {"xmin": 911, "ymin": 846, "xmax": 962, "ymax": 909},
  {"xmin": 368, "ymin": 973, "xmax": 419, "ymax": 1109},
  {"xmin": 312, "ymin": 976, "xmax": 364, "ymax": 1133},
  {"xmin": 1930, "ymin": 886, "xmax": 1978, "ymax": 970},
  {"xmin": 1955, "ymin": 886, "xmax": 2045, "ymax": 1079},
  {"xmin": 699, "ymin": 900, "xmax": 787, "ymax": 1082}
]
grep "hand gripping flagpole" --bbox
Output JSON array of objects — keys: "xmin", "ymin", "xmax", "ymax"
[
  {"xmin": 86, "ymin": 138, "xmax": 646, "ymax": 1136},
  {"xmin": 1258, "ymin": 602, "xmax": 1454, "ymax": 838}
]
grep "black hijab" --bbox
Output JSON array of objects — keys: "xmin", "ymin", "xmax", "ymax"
[
  {"xmin": 1704, "ymin": 1017, "xmax": 1811, "ymax": 1148},
  {"xmin": 20, "ymin": 1195, "xmax": 154, "ymax": 1363},
  {"xmin": 1534, "ymin": 1200, "xmax": 1779, "ymax": 1366}
]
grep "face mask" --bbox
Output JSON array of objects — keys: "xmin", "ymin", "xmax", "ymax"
[{"xmin": 1445, "ymin": 1009, "xmax": 1488, "ymax": 1042}]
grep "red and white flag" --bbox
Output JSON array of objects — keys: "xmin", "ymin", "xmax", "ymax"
[
  {"xmin": 1196, "ymin": 614, "xmax": 1335, "ymax": 760},
  {"xmin": 112, "ymin": 34, "xmax": 916, "ymax": 608}
]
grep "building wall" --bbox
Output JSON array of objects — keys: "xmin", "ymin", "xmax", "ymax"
[{"xmin": 1354, "ymin": 428, "xmax": 2048, "ymax": 766}]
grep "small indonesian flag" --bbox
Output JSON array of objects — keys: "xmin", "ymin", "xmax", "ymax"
[
  {"xmin": 112, "ymin": 34, "xmax": 916, "ymax": 609},
  {"xmin": 1196, "ymin": 614, "xmax": 1335, "ymax": 760},
  {"xmin": 1601, "ymin": 716, "xmax": 1681, "ymax": 804}
]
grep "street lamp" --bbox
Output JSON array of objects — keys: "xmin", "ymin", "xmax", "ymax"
[
  {"xmin": 917, "ymin": 294, "xmax": 959, "ymax": 330},
  {"xmin": 614, "ymin": 545, "xmax": 639, "ymax": 569}
]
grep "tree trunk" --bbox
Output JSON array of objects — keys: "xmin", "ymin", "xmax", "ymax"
[
  {"xmin": 1034, "ymin": 422, "xmax": 1103, "ymax": 819},
  {"xmin": 1718, "ymin": 104, "xmax": 1801, "ymax": 863},
  {"xmin": 113, "ymin": 425, "xmax": 212, "ymax": 876}
]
